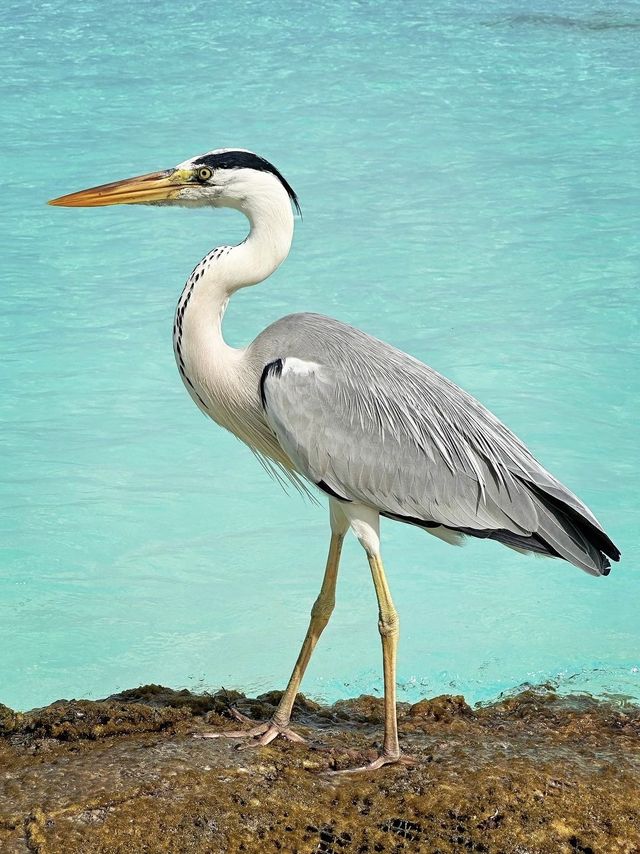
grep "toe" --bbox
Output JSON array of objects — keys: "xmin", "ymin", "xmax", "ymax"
[
  {"xmin": 327, "ymin": 751, "xmax": 417, "ymax": 774},
  {"xmin": 282, "ymin": 727, "xmax": 306, "ymax": 744},
  {"xmin": 193, "ymin": 722, "xmax": 269, "ymax": 740},
  {"xmin": 194, "ymin": 716, "xmax": 307, "ymax": 748},
  {"xmin": 229, "ymin": 707, "xmax": 257, "ymax": 725},
  {"xmin": 237, "ymin": 727, "xmax": 280, "ymax": 749}
]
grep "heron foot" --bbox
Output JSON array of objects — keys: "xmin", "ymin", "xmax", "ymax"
[
  {"xmin": 193, "ymin": 707, "xmax": 307, "ymax": 747},
  {"xmin": 327, "ymin": 751, "xmax": 417, "ymax": 774}
]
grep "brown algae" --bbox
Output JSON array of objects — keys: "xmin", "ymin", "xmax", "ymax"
[{"xmin": 1, "ymin": 685, "xmax": 639, "ymax": 852}]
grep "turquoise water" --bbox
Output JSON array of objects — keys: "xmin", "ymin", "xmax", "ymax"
[{"xmin": 1, "ymin": 1, "xmax": 638, "ymax": 712}]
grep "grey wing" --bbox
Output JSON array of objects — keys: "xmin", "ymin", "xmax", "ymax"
[{"xmin": 258, "ymin": 323, "xmax": 619, "ymax": 577}]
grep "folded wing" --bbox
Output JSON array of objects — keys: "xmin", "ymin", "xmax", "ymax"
[{"xmin": 257, "ymin": 317, "xmax": 619, "ymax": 577}]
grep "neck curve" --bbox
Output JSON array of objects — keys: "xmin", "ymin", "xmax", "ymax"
[
  {"xmin": 182, "ymin": 178, "xmax": 294, "ymax": 319},
  {"xmin": 221, "ymin": 182, "xmax": 295, "ymax": 294},
  {"xmin": 173, "ymin": 181, "xmax": 294, "ymax": 410}
]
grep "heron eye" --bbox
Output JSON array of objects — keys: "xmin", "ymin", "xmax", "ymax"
[{"xmin": 197, "ymin": 167, "xmax": 213, "ymax": 182}]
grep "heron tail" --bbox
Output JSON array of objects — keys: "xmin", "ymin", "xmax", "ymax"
[
  {"xmin": 383, "ymin": 481, "xmax": 621, "ymax": 577},
  {"xmin": 464, "ymin": 481, "xmax": 620, "ymax": 577},
  {"xmin": 524, "ymin": 483, "xmax": 620, "ymax": 576}
]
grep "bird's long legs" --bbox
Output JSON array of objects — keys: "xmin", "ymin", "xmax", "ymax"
[
  {"xmin": 331, "ymin": 549, "xmax": 414, "ymax": 774},
  {"xmin": 370, "ymin": 552, "xmax": 401, "ymax": 759},
  {"xmin": 271, "ymin": 531, "xmax": 344, "ymax": 729},
  {"xmin": 196, "ymin": 532, "xmax": 344, "ymax": 746}
]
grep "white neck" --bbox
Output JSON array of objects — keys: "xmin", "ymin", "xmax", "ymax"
[
  {"xmin": 173, "ymin": 179, "xmax": 294, "ymax": 410},
  {"xmin": 221, "ymin": 182, "xmax": 295, "ymax": 293},
  {"xmin": 178, "ymin": 179, "xmax": 294, "ymax": 335}
]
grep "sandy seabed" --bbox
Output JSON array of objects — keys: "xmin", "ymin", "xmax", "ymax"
[{"xmin": 1, "ymin": 684, "xmax": 639, "ymax": 853}]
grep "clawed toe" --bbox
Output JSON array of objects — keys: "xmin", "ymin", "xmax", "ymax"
[
  {"xmin": 194, "ymin": 709, "xmax": 307, "ymax": 747},
  {"xmin": 235, "ymin": 722, "xmax": 307, "ymax": 748},
  {"xmin": 193, "ymin": 722, "xmax": 268, "ymax": 740},
  {"xmin": 228, "ymin": 707, "xmax": 258, "ymax": 726},
  {"xmin": 327, "ymin": 751, "xmax": 417, "ymax": 774}
]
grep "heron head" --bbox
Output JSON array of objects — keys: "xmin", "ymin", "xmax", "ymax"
[{"xmin": 48, "ymin": 148, "xmax": 301, "ymax": 215}]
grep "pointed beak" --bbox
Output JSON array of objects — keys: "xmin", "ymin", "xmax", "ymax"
[{"xmin": 48, "ymin": 169, "xmax": 190, "ymax": 207}]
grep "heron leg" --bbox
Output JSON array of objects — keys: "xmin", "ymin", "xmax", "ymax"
[
  {"xmin": 368, "ymin": 551, "xmax": 401, "ymax": 759},
  {"xmin": 195, "ymin": 522, "xmax": 346, "ymax": 747},
  {"xmin": 270, "ymin": 530, "xmax": 344, "ymax": 729},
  {"xmin": 328, "ymin": 505, "xmax": 415, "ymax": 773}
]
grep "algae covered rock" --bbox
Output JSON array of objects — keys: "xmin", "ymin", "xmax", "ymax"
[
  {"xmin": 1, "ymin": 685, "xmax": 639, "ymax": 853},
  {"xmin": 408, "ymin": 693, "xmax": 472, "ymax": 721},
  {"xmin": 21, "ymin": 699, "xmax": 192, "ymax": 740},
  {"xmin": 0, "ymin": 702, "xmax": 20, "ymax": 735}
]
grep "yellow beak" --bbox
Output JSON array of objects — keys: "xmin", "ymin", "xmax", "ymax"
[{"xmin": 48, "ymin": 169, "xmax": 189, "ymax": 207}]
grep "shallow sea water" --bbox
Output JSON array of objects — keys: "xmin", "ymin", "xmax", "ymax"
[{"xmin": 1, "ymin": 0, "xmax": 638, "ymax": 711}]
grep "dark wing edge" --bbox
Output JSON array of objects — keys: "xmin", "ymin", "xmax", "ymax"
[{"xmin": 381, "ymin": 477, "xmax": 619, "ymax": 577}]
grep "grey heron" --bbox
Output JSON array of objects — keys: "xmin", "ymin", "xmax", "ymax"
[{"xmin": 49, "ymin": 149, "xmax": 620, "ymax": 772}]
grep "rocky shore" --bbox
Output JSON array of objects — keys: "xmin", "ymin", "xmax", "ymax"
[{"xmin": 1, "ymin": 685, "xmax": 639, "ymax": 853}]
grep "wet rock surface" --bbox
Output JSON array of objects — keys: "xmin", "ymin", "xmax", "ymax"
[{"xmin": 1, "ymin": 685, "xmax": 639, "ymax": 853}]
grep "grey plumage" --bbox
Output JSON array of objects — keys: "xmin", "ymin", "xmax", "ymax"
[{"xmin": 253, "ymin": 312, "xmax": 619, "ymax": 577}]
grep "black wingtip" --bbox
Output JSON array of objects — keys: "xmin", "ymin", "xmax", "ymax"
[
  {"xmin": 600, "ymin": 558, "xmax": 612, "ymax": 577},
  {"xmin": 526, "ymin": 483, "xmax": 621, "ymax": 573}
]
